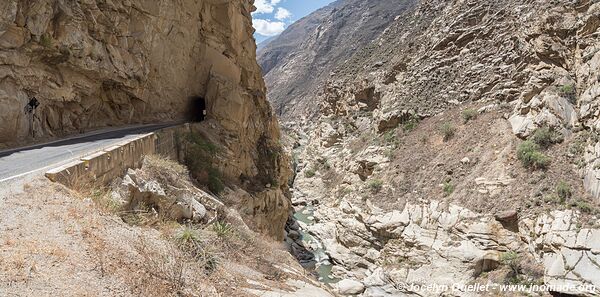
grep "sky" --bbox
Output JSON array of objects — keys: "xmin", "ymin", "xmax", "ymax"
[{"xmin": 252, "ymin": 0, "xmax": 336, "ymax": 44}]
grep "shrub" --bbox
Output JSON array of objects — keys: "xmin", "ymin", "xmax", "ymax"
[
  {"xmin": 443, "ymin": 181, "xmax": 454, "ymax": 196},
  {"xmin": 570, "ymin": 200, "xmax": 594, "ymax": 214},
  {"xmin": 368, "ymin": 179, "xmax": 384, "ymax": 194},
  {"xmin": 176, "ymin": 227, "xmax": 219, "ymax": 273},
  {"xmin": 304, "ymin": 169, "xmax": 316, "ymax": 178},
  {"xmin": 383, "ymin": 130, "xmax": 396, "ymax": 143},
  {"xmin": 177, "ymin": 227, "xmax": 201, "ymax": 246},
  {"xmin": 440, "ymin": 122, "xmax": 456, "ymax": 141},
  {"xmin": 560, "ymin": 84, "xmax": 574, "ymax": 94},
  {"xmin": 517, "ymin": 141, "xmax": 550, "ymax": 170},
  {"xmin": 560, "ymin": 84, "xmax": 576, "ymax": 103},
  {"xmin": 90, "ymin": 188, "xmax": 121, "ymax": 213},
  {"xmin": 403, "ymin": 116, "xmax": 420, "ymax": 132},
  {"xmin": 212, "ymin": 221, "xmax": 233, "ymax": 237},
  {"xmin": 556, "ymin": 181, "xmax": 572, "ymax": 203},
  {"xmin": 532, "ymin": 127, "xmax": 562, "ymax": 149},
  {"xmin": 500, "ymin": 251, "xmax": 521, "ymax": 274},
  {"xmin": 40, "ymin": 33, "xmax": 53, "ymax": 48},
  {"xmin": 185, "ymin": 133, "xmax": 225, "ymax": 195},
  {"xmin": 208, "ymin": 168, "xmax": 225, "ymax": 195},
  {"xmin": 461, "ymin": 109, "xmax": 478, "ymax": 123}
]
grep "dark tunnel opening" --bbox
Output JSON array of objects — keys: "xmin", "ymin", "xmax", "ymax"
[{"xmin": 188, "ymin": 96, "xmax": 207, "ymax": 122}]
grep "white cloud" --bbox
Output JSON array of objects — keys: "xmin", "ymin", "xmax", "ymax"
[
  {"xmin": 253, "ymin": 19, "xmax": 286, "ymax": 36},
  {"xmin": 275, "ymin": 8, "xmax": 292, "ymax": 20},
  {"xmin": 253, "ymin": 0, "xmax": 281, "ymax": 15}
]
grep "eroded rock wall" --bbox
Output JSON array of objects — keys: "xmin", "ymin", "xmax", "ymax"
[
  {"xmin": 0, "ymin": 0, "xmax": 258, "ymax": 145},
  {"xmin": 0, "ymin": 0, "xmax": 292, "ymax": 239}
]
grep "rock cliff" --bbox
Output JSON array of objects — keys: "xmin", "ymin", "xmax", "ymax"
[
  {"xmin": 0, "ymin": 0, "xmax": 260, "ymax": 145},
  {"xmin": 0, "ymin": 1, "xmax": 291, "ymax": 239}
]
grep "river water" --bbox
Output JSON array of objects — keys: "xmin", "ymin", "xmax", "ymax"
[{"xmin": 293, "ymin": 205, "xmax": 339, "ymax": 284}]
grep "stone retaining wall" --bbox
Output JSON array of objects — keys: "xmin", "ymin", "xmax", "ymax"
[{"xmin": 45, "ymin": 124, "xmax": 191, "ymax": 187}]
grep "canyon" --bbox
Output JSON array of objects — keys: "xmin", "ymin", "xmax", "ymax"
[
  {"xmin": 260, "ymin": 0, "xmax": 600, "ymax": 296},
  {"xmin": 1, "ymin": 0, "xmax": 600, "ymax": 296}
]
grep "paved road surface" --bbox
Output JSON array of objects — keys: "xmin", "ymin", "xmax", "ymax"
[{"xmin": 0, "ymin": 123, "xmax": 177, "ymax": 184}]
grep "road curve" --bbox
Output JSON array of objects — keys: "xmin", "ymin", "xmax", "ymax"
[{"xmin": 0, "ymin": 123, "xmax": 178, "ymax": 183}]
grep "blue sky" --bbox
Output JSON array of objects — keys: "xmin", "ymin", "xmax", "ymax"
[{"xmin": 252, "ymin": 0, "xmax": 336, "ymax": 43}]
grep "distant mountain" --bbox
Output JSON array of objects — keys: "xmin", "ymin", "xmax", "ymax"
[
  {"xmin": 256, "ymin": 35, "xmax": 276, "ymax": 51},
  {"xmin": 257, "ymin": 0, "xmax": 417, "ymax": 119}
]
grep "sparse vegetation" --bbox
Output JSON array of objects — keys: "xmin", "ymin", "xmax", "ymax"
[
  {"xmin": 340, "ymin": 187, "xmax": 353, "ymax": 197},
  {"xmin": 40, "ymin": 33, "xmax": 53, "ymax": 48},
  {"xmin": 570, "ymin": 200, "xmax": 594, "ymax": 214},
  {"xmin": 440, "ymin": 122, "xmax": 456, "ymax": 141},
  {"xmin": 185, "ymin": 133, "xmax": 225, "ymax": 195},
  {"xmin": 89, "ymin": 188, "xmax": 121, "ymax": 213},
  {"xmin": 560, "ymin": 84, "xmax": 574, "ymax": 95},
  {"xmin": 368, "ymin": 179, "xmax": 384, "ymax": 194},
  {"xmin": 461, "ymin": 109, "xmax": 478, "ymax": 123},
  {"xmin": 569, "ymin": 135, "xmax": 587, "ymax": 168},
  {"xmin": 304, "ymin": 168, "xmax": 316, "ymax": 178},
  {"xmin": 531, "ymin": 127, "xmax": 563, "ymax": 149},
  {"xmin": 212, "ymin": 221, "xmax": 233, "ymax": 237},
  {"xmin": 174, "ymin": 227, "xmax": 220, "ymax": 273},
  {"xmin": 382, "ymin": 129, "xmax": 399, "ymax": 147},
  {"xmin": 517, "ymin": 141, "xmax": 550, "ymax": 170},
  {"xmin": 443, "ymin": 181, "xmax": 454, "ymax": 196},
  {"xmin": 559, "ymin": 84, "xmax": 576, "ymax": 103},
  {"xmin": 403, "ymin": 116, "xmax": 420, "ymax": 132},
  {"xmin": 556, "ymin": 181, "xmax": 572, "ymax": 203},
  {"xmin": 500, "ymin": 251, "xmax": 521, "ymax": 275}
]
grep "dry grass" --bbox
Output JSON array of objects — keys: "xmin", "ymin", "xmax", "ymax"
[{"xmin": 0, "ymin": 156, "xmax": 314, "ymax": 296}]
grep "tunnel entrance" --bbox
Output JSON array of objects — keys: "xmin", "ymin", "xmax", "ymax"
[{"xmin": 189, "ymin": 96, "xmax": 207, "ymax": 122}]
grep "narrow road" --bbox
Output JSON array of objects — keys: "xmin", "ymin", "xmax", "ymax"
[{"xmin": 0, "ymin": 123, "xmax": 177, "ymax": 183}]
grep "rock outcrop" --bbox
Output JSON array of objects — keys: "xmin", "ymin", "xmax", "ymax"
[{"xmin": 304, "ymin": 198, "xmax": 600, "ymax": 296}]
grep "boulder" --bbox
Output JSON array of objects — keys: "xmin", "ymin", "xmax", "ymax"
[{"xmin": 337, "ymin": 279, "xmax": 365, "ymax": 295}]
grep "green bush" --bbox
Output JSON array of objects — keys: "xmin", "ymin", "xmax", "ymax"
[
  {"xmin": 212, "ymin": 221, "xmax": 233, "ymax": 237},
  {"xmin": 532, "ymin": 127, "xmax": 562, "ymax": 149},
  {"xmin": 40, "ymin": 33, "xmax": 53, "ymax": 48},
  {"xmin": 517, "ymin": 141, "xmax": 550, "ymax": 170},
  {"xmin": 368, "ymin": 179, "xmax": 384, "ymax": 194},
  {"xmin": 560, "ymin": 84, "xmax": 574, "ymax": 94},
  {"xmin": 461, "ymin": 109, "xmax": 478, "ymax": 123},
  {"xmin": 304, "ymin": 168, "xmax": 316, "ymax": 178},
  {"xmin": 560, "ymin": 84, "xmax": 576, "ymax": 103},
  {"xmin": 570, "ymin": 200, "xmax": 594, "ymax": 214},
  {"xmin": 185, "ymin": 133, "xmax": 224, "ymax": 195},
  {"xmin": 383, "ymin": 130, "xmax": 396, "ymax": 143},
  {"xmin": 208, "ymin": 168, "xmax": 225, "ymax": 195},
  {"xmin": 403, "ymin": 116, "xmax": 420, "ymax": 132},
  {"xmin": 500, "ymin": 251, "xmax": 521, "ymax": 274},
  {"xmin": 443, "ymin": 181, "xmax": 454, "ymax": 196},
  {"xmin": 177, "ymin": 227, "xmax": 201, "ymax": 246},
  {"xmin": 440, "ymin": 122, "xmax": 456, "ymax": 141},
  {"xmin": 556, "ymin": 181, "xmax": 572, "ymax": 203}
]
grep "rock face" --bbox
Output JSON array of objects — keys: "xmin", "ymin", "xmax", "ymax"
[
  {"xmin": 0, "ymin": 0, "xmax": 264, "ymax": 146},
  {"xmin": 302, "ymin": 198, "xmax": 600, "ymax": 296},
  {"xmin": 0, "ymin": 1, "xmax": 293, "ymax": 240}
]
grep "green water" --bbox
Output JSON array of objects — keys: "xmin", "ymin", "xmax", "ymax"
[
  {"xmin": 293, "ymin": 205, "xmax": 315, "ymax": 225},
  {"xmin": 293, "ymin": 206, "xmax": 340, "ymax": 284}
]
